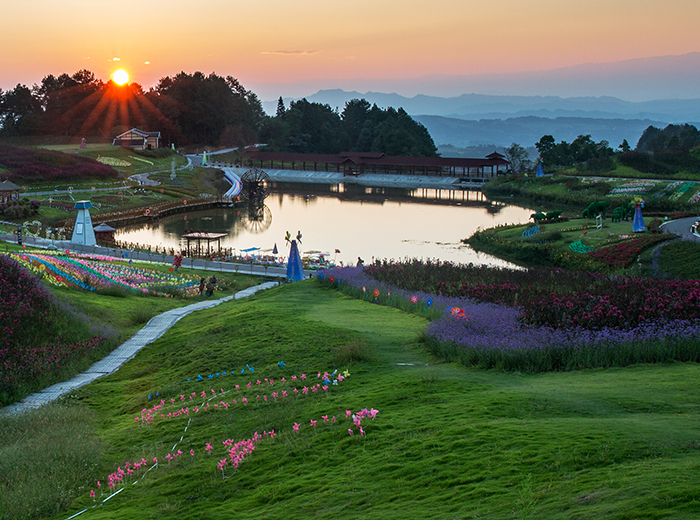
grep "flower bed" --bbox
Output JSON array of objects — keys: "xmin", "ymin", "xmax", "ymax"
[
  {"xmin": 318, "ymin": 262, "xmax": 700, "ymax": 372},
  {"xmin": 0, "ymin": 143, "xmax": 119, "ymax": 183},
  {"xmin": 10, "ymin": 252, "xmax": 199, "ymax": 296},
  {"xmin": 96, "ymin": 156, "xmax": 131, "ymax": 167},
  {"xmin": 586, "ymin": 234, "xmax": 673, "ymax": 267}
]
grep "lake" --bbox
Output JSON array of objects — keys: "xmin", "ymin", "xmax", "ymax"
[{"xmin": 113, "ymin": 183, "xmax": 533, "ymax": 267}]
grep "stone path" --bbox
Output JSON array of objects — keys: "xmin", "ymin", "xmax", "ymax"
[{"xmin": 2, "ymin": 281, "xmax": 279, "ymax": 415}]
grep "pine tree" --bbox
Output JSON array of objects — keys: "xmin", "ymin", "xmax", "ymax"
[{"xmin": 276, "ymin": 96, "xmax": 286, "ymax": 117}]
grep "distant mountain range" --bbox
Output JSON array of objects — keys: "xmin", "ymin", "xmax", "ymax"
[
  {"xmin": 258, "ymin": 52, "xmax": 700, "ymax": 150},
  {"xmin": 414, "ymin": 115, "xmax": 667, "ymax": 149},
  {"xmin": 263, "ymin": 90, "xmax": 694, "ymax": 149}
]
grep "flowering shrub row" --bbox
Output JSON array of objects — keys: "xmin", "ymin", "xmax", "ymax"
[
  {"xmin": 318, "ymin": 264, "xmax": 700, "ymax": 372},
  {"xmin": 0, "ymin": 142, "xmax": 119, "ymax": 182},
  {"xmin": 363, "ymin": 259, "xmax": 700, "ymax": 331}
]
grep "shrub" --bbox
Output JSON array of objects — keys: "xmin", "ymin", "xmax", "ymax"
[
  {"xmin": 0, "ymin": 198, "xmax": 40, "ymax": 220},
  {"xmin": 577, "ymin": 156, "xmax": 615, "ymax": 174}
]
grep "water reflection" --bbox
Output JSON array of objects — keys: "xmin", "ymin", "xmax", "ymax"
[{"xmin": 113, "ymin": 184, "xmax": 533, "ymax": 267}]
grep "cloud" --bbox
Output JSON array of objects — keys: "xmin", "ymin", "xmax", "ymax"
[
  {"xmin": 260, "ymin": 50, "xmax": 320, "ymax": 56},
  {"xmin": 112, "ymin": 57, "xmax": 120, "ymax": 61}
]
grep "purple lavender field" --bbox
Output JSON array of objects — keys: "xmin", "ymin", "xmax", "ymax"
[{"xmin": 318, "ymin": 263, "xmax": 700, "ymax": 372}]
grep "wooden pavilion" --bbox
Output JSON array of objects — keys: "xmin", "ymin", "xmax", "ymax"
[
  {"xmin": 0, "ymin": 180, "xmax": 21, "ymax": 202},
  {"xmin": 182, "ymin": 232, "xmax": 227, "ymax": 257}
]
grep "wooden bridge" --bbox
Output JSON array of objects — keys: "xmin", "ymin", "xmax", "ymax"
[{"xmin": 90, "ymin": 196, "xmax": 233, "ymax": 227}]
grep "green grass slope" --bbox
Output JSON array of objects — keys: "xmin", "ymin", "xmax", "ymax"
[{"xmin": 3, "ymin": 281, "xmax": 700, "ymax": 519}]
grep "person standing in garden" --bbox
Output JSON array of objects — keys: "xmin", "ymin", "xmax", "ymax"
[{"xmin": 173, "ymin": 252, "xmax": 183, "ymax": 272}]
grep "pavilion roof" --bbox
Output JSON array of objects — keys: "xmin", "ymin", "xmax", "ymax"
[
  {"xmin": 0, "ymin": 180, "xmax": 21, "ymax": 192},
  {"xmin": 240, "ymin": 150, "xmax": 510, "ymax": 167},
  {"xmin": 182, "ymin": 232, "xmax": 227, "ymax": 239}
]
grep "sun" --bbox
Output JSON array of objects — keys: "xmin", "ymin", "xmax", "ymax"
[{"xmin": 112, "ymin": 69, "xmax": 129, "ymax": 85}]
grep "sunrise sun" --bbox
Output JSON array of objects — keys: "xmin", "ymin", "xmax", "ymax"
[{"xmin": 111, "ymin": 69, "xmax": 129, "ymax": 85}]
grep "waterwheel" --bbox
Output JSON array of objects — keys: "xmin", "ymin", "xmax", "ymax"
[
  {"xmin": 240, "ymin": 167, "xmax": 270, "ymax": 201},
  {"xmin": 241, "ymin": 202, "xmax": 272, "ymax": 233}
]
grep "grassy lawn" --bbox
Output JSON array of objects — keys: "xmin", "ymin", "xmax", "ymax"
[
  {"xmin": 467, "ymin": 215, "xmax": 671, "ymax": 272},
  {"xmin": 485, "ymin": 174, "xmax": 700, "ymax": 213},
  {"xmin": 499, "ymin": 217, "xmax": 656, "ymax": 249},
  {"xmin": 36, "ymin": 145, "xmax": 189, "ymax": 178},
  {"xmin": 561, "ymin": 163, "xmax": 700, "ymax": 182},
  {"xmin": 656, "ymin": 239, "xmax": 700, "ymax": 279},
  {"xmin": 0, "ymin": 246, "xmax": 264, "ymax": 406},
  {"xmin": 3, "ymin": 281, "xmax": 700, "ymax": 519}
]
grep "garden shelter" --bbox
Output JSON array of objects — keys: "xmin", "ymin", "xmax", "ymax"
[
  {"xmin": 182, "ymin": 231, "xmax": 226, "ymax": 257},
  {"xmin": 0, "ymin": 180, "xmax": 21, "ymax": 202},
  {"xmin": 93, "ymin": 222, "xmax": 116, "ymax": 241}
]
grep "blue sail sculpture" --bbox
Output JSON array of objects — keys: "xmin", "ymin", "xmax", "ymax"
[
  {"xmin": 632, "ymin": 205, "xmax": 646, "ymax": 232},
  {"xmin": 286, "ymin": 240, "xmax": 304, "ymax": 281},
  {"xmin": 631, "ymin": 197, "xmax": 646, "ymax": 233}
]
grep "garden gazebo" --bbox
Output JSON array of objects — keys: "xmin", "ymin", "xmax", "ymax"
[
  {"xmin": 0, "ymin": 180, "xmax": 21, "ymax": 202},
  {"xmin": 182, "ymin": 231, "xmax": 227, "ymax": 257}
]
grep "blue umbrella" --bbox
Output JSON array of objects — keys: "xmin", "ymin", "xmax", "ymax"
[{"xmin": 272, "ymin": 243, "xmax": 278, "ymax": 255}]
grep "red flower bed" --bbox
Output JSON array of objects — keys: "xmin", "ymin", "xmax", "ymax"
[
  {"xmin": 364, "ymin": 259, "xmax": 700, "ymax": 331},
  {"xmin": 521, "ymin": 277, "xmax": 700, "ymax": 329},
  {"xmin": 0, "ymin": 142, "xmax": 119, "ymax": 183},
  {"xmin": 587, "ymin": 234, "xmax": 674, "ymax": 267}
]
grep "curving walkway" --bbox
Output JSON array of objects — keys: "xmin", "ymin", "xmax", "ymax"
[{"xmin": 1, "ymin": 281, "xmax": 279, "ymax": 415}]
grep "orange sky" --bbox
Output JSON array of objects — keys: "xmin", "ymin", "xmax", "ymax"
[{"xmin": 1, "ymin": 0, "xmax": 699, "ymax": 98}]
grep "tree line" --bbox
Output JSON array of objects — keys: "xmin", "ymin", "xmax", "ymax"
[
  {"xmin": 261, "ymin": 98, "xmax": 436, "ymax": 156},
  {"xmin": 504, "ymin": 123, "xmax": 700, "ymax": 174},
  {"xmin": 0, "ymin": 70, "xmax": 436, "ymax": 156}
]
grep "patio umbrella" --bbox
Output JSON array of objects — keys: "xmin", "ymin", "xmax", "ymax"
[{"xmin": 272, "ymin": 243, "xmax": 278, "ymax": 254}]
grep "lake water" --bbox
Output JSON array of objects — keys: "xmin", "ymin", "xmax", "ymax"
[{"xmin": 113, "ymin": 184, "xmax": 533, "ymax": 267}]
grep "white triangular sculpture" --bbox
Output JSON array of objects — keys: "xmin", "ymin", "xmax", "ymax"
[{"xmin": 71, "ymin": 200, "xmax": 96, "ymax": 246}]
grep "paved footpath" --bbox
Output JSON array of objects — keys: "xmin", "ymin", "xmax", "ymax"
[{"xmin": 2, "ymin": 281, "xmax": 279, "ymax": 415}]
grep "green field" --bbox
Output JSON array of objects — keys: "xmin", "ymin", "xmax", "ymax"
[{"xmin": 2, "ymin": 281, "xmax": 700, "ymax": 519}]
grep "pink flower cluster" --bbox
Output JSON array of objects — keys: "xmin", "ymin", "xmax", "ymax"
[
  {"xmin": 292, "ymin": 407, "xmax": 379, "ymax": 438},
  {"xmin": 217, "ymin": 435, "xmax": 264, "ymax": 473},
  {"xmin": 137, "ymin": 371, "xmax": 348, "ymax": 426}
]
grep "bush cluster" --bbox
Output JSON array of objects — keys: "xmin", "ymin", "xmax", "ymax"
[{"xmin": 0, "ymin": 198, "xmax": 40, "ymax": 220}]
